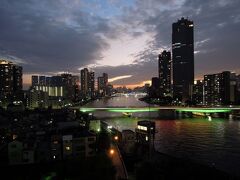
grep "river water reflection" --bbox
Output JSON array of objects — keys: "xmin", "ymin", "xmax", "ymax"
[{"xmin": 84, "ymin": 94, "xmax": 240, "ymax": 176}]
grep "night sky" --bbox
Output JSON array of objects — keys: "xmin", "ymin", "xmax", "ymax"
[{"xmin": 0, "ymin": 0, "xmax": 240, "ymax": 88}]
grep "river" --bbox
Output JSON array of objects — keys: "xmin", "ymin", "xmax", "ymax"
[{"xmin": 84, "ymin": 94, "xmax": 240, "ymax": 177}]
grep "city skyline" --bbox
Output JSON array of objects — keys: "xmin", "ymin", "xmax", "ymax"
[
  {"xmin": 0, "ymin": 0, "xmax": 240, "ymax": 89},
  {"xmin": 1, "ymin": 1, "xmax": 240, "ymax": 178}
]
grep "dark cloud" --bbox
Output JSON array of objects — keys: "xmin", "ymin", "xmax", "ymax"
[
  {"xmin": 112, "ymin": 0, "xmax": 240, "ymax": 83},
  {"xmin": 0, "ymin": 0, "xmax": 110, "ymax": 73},
  {"xmin": 0, "ymin": 0, "xmax": 240, "ymax": 86}
]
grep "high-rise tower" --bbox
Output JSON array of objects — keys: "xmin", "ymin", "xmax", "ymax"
[
  {"xmin": 172, "ymin": 17, "xmax": 194, "ymax": 102},
  {"xmin": 88, "ymin": 71, "xmax": 95, "ymax": 98},
  {"xmin": 80, "ymin": 68, "xmax": 89, "ymax": 96},
  {"xmin": 0, "ymin": 60, "xmax": 22, "ymax": 103},
  {"xmin": 158, "ymin": 50, "xmax": 171, "ymax": 97}
]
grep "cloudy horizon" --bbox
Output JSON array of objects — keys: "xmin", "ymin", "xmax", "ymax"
[{"xmin": 1, "ymin": 0, "xmax": 240, "ymax": 89}]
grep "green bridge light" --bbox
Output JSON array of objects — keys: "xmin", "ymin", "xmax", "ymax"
[
  {"xmin": 80, "ymin": 108, "xmax": 96, "ymax": 112},
  {"xmin": 176, "ymin": 109, "xmax": 231, "ymax": 113},
  {"xmin": 108, "ymin": 108, "xmax": 158, "ymax": 113},
  {"xmin": 80, "ymin": 107, "xmax": 233, "ymax": 113}
]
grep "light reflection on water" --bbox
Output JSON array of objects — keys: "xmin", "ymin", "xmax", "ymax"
[{"xmin": 84, "ymin": 95, "xmax": 240, "ymax": 176}]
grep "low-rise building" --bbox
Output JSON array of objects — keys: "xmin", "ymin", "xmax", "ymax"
[
  {"xmin": 8, "ymin": 140, "xmax": 23, "ymax": 165},
  {"xmin": 121, "ymin": 130, "xmax": 135, "ymax": 154},
  {"xmin": 51, "ymin": 135, "xmax": 62, "ymax": 161},
  {"xmin": 8, "ymin": 140, "xmax": 35, "ymax": 165},
  {"xmin": 62, "ymin": 132, "xmax": 96, "ymax": 159},
  {"xmin": 135, "ymin": 120, "xmax": 155, "ymax": 153}
]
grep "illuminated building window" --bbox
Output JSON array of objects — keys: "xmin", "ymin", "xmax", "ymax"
[
  {"xmin": 13, "ymin": 134, "xmax": 17, "ymax": 140},
  {"xmin": 138, "ymin": 125, "xmax": 147, "ymax": 131},
  {"xmin": 65, "ymin": 146, "xmax": 71, "ymax": 151}
]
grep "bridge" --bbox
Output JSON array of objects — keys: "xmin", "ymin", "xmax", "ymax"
[{"xmin": 79, "ymin": 107, "xmax": 240, "ymax": 113}]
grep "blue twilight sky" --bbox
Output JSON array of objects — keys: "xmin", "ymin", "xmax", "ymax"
[{"xmin": 0, "ymin": 0, "xmax": 240, "ymax": 88}]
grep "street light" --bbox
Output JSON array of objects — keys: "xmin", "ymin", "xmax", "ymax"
[
  {"xmin": 114, "ymin": 136, "xmax": 118, "ymax": 141},
  {"xmin": 109, "ymin": 149, "xmax": 114, "ymax": 155}
]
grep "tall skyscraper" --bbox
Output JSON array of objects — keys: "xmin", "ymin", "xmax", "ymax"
[
  {"xmin": 72, "ymin": 75, "xmax": 80, "ymax": 102},
  {"xmin": 151, "ymin": 77, "xmax": 160, "ymax": 89},
  {"xmin": 39, "ymin": 76, "xmax": 46, "ymax": 86},
  {"xmin": 158, "ymin": 50, "xmax": 171, "ymax": 97},
  {"xmin": 13, "ymin": 65, "xmax": 23, "ymax": 99},
  {"xmin": 80, "ymin": 69, "xmax": 95, "ymax": 98},
  {"xmin": 236, "ymin": 75, "xmax": 240, "ymax": 104},
  {"xmin": 204, "ymin": 71, "xmax": 232, "ymax": 105},
  {"xmin": 32, "ymin": 75, "xmax": 39, "ymax": 86},
  {"xmin": 172, "ymin": 17, "xmax": 194, "ymax": 102},
  {"xmin": 150, "ymin": 77, "xmax": 160, "ymax": 97},
  {"xmin": 61, "ymin": 73, "xmax": 74, "ymax": 101},
  {"xmin": 230, "ymin": 73, "xmax": 237, "ymax": 104},
  {"xmin": 97, "ymin": 76, "xmax": 105, "ymax": 96},
  {"xmin": 98, "ymin": 73, "xmax": 108, "ymax": 97},
  {"xmin": 103, "ymin": 73, "xmax": 108, "ymax": 96},
  {"xmin": 88, "ymin": 71, "xmax": 95, "ymax": 98},
  {"xmin": 192, "ymin": 80, "xmax": 203, "ymax": 105},
  {"xmin": 0, "ymin": 60, "xmax": 23, "ymax": 103},
  {"xmin": 103, "ymin": 73, "xmax": 108, "ymax": 85},
  {"xmin": 81, "ymin": 68, "xmax": 89, "ymax": 97}
]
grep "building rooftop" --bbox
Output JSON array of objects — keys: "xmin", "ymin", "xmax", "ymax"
[{"xmin": 137, "ymin": 120, "xmax": 155, "ymax": 127}]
